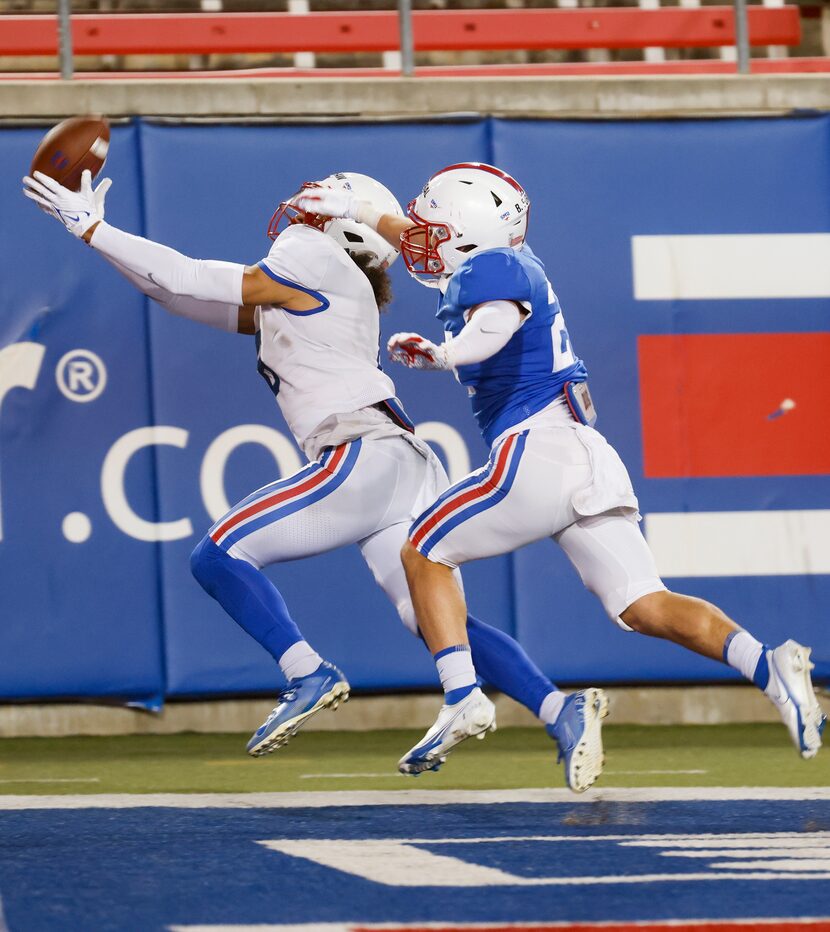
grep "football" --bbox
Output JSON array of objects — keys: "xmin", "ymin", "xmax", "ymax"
[{"xmin": 30, "ymin": 115, "xmax": 110, "ymax": 192}]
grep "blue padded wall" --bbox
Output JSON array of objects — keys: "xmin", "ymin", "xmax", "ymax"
[
  {"xmin": 0, "ymin": 123, "xmax": 164, "ymax": 702},
  {"xmin": 0, "ymin": 115, "xmax": 827, "ymax": 702}
]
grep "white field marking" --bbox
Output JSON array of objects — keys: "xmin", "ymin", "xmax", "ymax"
[
  {"xmin": 0, "ymin": 778, "xmax": 100, "ymax": 784},
  {"xmin": 711, "ymin": 858, "xmax": 830, "ymax": 872},
  {"xmin": 260, "ymin": 839, "xmax": 520, "ymax": 887},
  {"xmin": 664, "ymin": 849, "xmax": 830, "ymax": 859},
  {"xmin": 259, "ymin": 831, "xmax": 830, "ymax": 846},
  {"xmin": 604, "ymin": 769, "xmax": 707, "ymax": 775},
  {"xmin": 260, "ymin": 832, "xmax": 830, "ymax": 887},
  {"xmin": 625, "ymin": 835, "xmax": 830, "ymax": 849},
  {"xmin": 3, "ymin": 787, "xmax": 830, "ymax": 809},
  {"xmin": 8, "ymin": 787, "xmax": 830, "ymax": 811},
  {"xmin": 644, "ymin": 510, "xmax": 830, "ymax": 577},
  {"xmin": 631, "ymin": 233, "xmax": 830, "ymax": 300},
  {"xmin": 259, "ymin": 838, "xmax": 830, "ymax": 887},
  {"xmin": 299, "ymin": 772, "xmax": 404, "ymax": 779}
]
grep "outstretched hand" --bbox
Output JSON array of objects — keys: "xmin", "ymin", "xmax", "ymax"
[
  {"xmin": 22, "ymin": 169, "xmax": 111, "ymax": 239},
  {"xmin": 387, "ymin": 332, "xmax": 450, "ymax": 370},
  {"xmin": 293, "ymin": 187, "xmax": 361, "ymax": 221}
]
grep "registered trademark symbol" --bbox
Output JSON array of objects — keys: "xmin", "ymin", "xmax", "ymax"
[{"xmin": 55, "ymin": 349, "xmax": 107, "ymax": 403}]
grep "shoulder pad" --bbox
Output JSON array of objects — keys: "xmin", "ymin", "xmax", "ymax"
[{"xmin": 456, "ymin": 249, "xmax": 533, "ymax": 308}]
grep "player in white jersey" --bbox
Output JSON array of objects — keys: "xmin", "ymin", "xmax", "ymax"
[
  {"xmin": 298, "ymin": 161, "xmax": 827, "ymax": 778},
  {"xmin": 24, "ymin": 167, "xmax": 609, "ymax": 787}
]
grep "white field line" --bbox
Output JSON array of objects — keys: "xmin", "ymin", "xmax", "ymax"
[
  {"xmin": 0, "ymin": 778, "xmax": 100, "ymax": 784},
  {"xmin": 299, "ymin": 772, "xmax": 404, "ymax": 779},
  {"xmin": 604, "ymin": 769, "xmax": 707, "ymax": 775},
  {"xmin": 281, "ymin": 832, "xmax": 830, "ymax": 845},
  {"xmin": 1, "ymin": 787, "xmax": 830, "ymax": 810}
]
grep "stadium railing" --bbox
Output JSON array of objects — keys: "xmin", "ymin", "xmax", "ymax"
[{"xmin": 0, "ymin": 6, "xmax": 824, "ymax": 78}]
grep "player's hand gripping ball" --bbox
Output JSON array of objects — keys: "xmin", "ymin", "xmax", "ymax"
[
  {"xmin": 23, "ymin": 169, "xmax": 112, "ymax": 238},
  {"xmin": 29, "ymin": 115, "xmax": 110, "ymax": 192}
]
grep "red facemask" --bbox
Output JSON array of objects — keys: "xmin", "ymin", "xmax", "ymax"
[
  {"xmin": 267, "ymin": 182, "xmax": 328, "ymax": 241},
  {"xmin": 399, "ymin": 201, "xmax": 453, "ymax": 278}
]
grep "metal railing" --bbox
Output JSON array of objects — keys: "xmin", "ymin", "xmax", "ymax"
[{"xmin": 41, "ymin": 0, "xmax": 765, "ymax": 80}]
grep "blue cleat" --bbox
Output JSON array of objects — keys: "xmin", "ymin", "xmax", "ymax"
[
  {"xmin": 246, "ymin": 662, "xmax": 350, "ymax": 757},
  {"xmin": 546, "ymin": 687, "xmax": 609, "ymax": 793}
]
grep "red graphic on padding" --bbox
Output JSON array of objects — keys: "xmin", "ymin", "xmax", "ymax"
[{"xmin": 638, "ymin": 332, "xmax": 830, "ymax": 478}]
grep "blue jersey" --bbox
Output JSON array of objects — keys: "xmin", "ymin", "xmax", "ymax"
[{"xmin": 437, "ymin": 244, "xmax": 587, "ymax": 446}]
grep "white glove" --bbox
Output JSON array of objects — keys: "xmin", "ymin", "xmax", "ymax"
[
  {"xmin": 387, "ymin": 332, "xmax": 450, "ymax": 370},
  {"xmin": 22, "ymin": 169, "xmax": 111, "ymax": 238},
  {"xmin": 294, "ymin": 188, "xmax": 382, "ymax": 230}
]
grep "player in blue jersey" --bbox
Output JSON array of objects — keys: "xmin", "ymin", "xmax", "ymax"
[{"xmin": 298, "ymin": 161, "xmax": 826, "ymax": 774}]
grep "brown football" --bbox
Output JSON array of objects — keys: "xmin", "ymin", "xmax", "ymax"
[{"xmin": 30, "ymin": 115, "xmax": 110, "ymax": 192}]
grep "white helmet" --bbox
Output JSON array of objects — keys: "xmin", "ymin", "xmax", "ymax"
[
  {"xmin": 268, "ymin": 172, "xmax": 404, "ymax": 270},
  {"xmin": 401, "ymin": 162, "xmax": 530, "ymax": 287}
]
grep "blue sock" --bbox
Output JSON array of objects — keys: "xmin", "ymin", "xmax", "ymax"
[
  {"xmin": 466, "ymin": 614, "xmax": 556, "ymax": 718},
  {"xmin": 190, "ymin": 536, "xmax": 304, "ymax": 662},
  {"xmin": 753, "ymin": 648, "xmax": 771, "ymax": 691},
  {"xmin": 723, "ymin": 629, "xmax": 770, "ymax": 691}
]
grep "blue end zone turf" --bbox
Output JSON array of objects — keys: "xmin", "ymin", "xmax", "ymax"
[{"xmin": 1, "ymin": 797, "xmax": 829, "ymax": 930}]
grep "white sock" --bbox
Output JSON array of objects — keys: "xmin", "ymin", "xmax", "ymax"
[
  {"xmin": 538, "ymin": 690, "xmax": 566, "ymax": 726},
  {"xmin": 434, "ymin": 645, "xmax": 476, "ymax": 697},
  {"xmin": 279, "ymin": 641, "xmax": 323, "ymax": 681},
  {"xmin": 725, "ymin": 630, "xmax": 764, "ymax": 682}
]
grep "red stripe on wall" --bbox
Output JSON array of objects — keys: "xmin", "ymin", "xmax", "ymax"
[{"xmin": 638, "ymin": 332, "xmax": 830, "ymax": 478}]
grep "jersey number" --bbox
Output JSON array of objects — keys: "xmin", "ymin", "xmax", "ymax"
[
  {"xmin": 551, "ymin": 312, "xmax": 576, "ymax": 373},
  {"xmin": 255, "ymin": 332, "xmax": 280, "ymax": 398}
]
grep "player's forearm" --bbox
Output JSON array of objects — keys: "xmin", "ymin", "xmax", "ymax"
[
  {"xmin": 376, "ymin": 214, "xmax": 415, "ymax": 251},
  {"xmin": 88, "ymin": 221, "xmax": 244, "ymax": 306},
  {"xmin": 100, "ymin": 251, "xmax": 239, "ymax": 332},
  {"xmin": 444, "ymin": 301, "xmax": 523, "ymax": 367},
  {"xmin": 106, "ymin": 253, "xmax": 240, "ymax": 332}
]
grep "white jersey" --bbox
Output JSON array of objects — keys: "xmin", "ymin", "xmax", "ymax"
[{"xmin": 254, "ymin": 225, "xmax": 403, "ymax": 459}]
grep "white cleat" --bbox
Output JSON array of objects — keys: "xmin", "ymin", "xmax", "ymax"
[
  {"xmin": 398, "ymin": 687, "xmax": 496, "ymax": 775},
  {"xmin": 767, "ymin": 640, "xmax": 827, "ymax": 759}
]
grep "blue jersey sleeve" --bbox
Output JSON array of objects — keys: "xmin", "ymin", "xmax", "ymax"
[{"xmin": 455, "ymin": 249, "xmax": 533, "ymax": 309}]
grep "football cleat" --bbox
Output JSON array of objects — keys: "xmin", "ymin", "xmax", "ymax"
[
  {"xmin": 766, "ymin": 640, "xmax": 826, "ymax": 759},
  {"xmin": 398, "ymin": 687, "xmax": 496, "ymax": 775},
  {"xmin": 546, "ymin": 688, "xmax": 609, "ymax": 793},
  {"xmin": 246, "ymin": 662, "xmax": 350, "ymax": 757}
]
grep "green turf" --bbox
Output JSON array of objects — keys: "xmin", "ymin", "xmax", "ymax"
[{"xmin": 0, "ymin": 725, "xmax": 828, "ymax": 795}]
